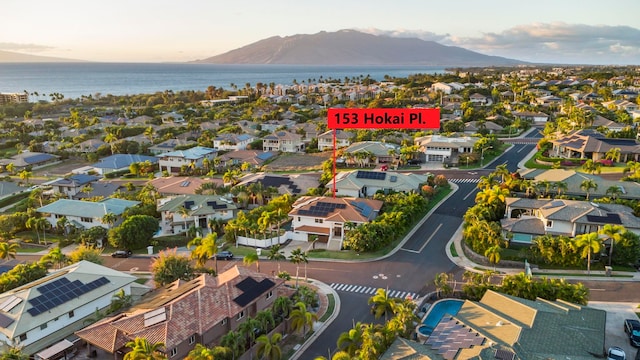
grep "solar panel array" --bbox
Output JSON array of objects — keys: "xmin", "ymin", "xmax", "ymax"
[
  {"xmin": 355, "ymin": 171, "xmax": 386, "ymax": 181},
  {"xmin": 233, "ymin": 278, "xmax": 276, "ymax": 307},
  {"xmin": 183, "ymin": 201, "xmax": 195, "ymax": 209},
  {"xmin": 27, "ymin": 277, "xmax": 110, "ymax": 317},
  {"xmin": 206, "ymin": 201, "xmax": 227, "ymax": 209},
  {"xmin": 297, "ymin": 201, "xmax": 347, "ymax": 217},
  {"xmin": 351, "ymin": 201, "xmax": 373, "ymax": 218}
]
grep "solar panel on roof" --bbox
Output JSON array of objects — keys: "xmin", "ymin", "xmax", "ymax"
[
  {"xmin": 233, "ymin": 278, "xmax": 276, "ymax": 307},
  {"xmin": 28, "ymin": 276, "xmax": 111, "ymax": 316},
  {"xmin": 0, "ymin": 312, "xmax": 14, "ymax": 327}
]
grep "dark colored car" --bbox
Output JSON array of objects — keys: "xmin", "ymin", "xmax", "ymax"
[
  {"xmin": 111, "ymin": 250, "xmax": 132, "ymax": 258},
  {"xmin": 625, "ymin": 319, "xmax": 640, "ymax": 347},
  {"xmin": 215, "ymin": 251, "xmax": 234, "ymax": 260}
]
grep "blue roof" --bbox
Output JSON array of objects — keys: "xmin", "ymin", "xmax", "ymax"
[
  {"xmin": 256, "ymin": 152, "xmax": 276, "ymax": 161},
  {"xmin": 159, "ymin": 146, "xmax": 217, "ymax": 160},
  {"xmin": 93, "ymin": 154, "xmax": 158, "ymax": 170},
  {"xmin": 23, "ymin": 153, "xmax": 56, "ymax": 164}
]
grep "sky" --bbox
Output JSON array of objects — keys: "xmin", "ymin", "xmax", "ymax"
[{"xmin": 2, "ymin": 0, "xmax": 640, "ymax": 65}]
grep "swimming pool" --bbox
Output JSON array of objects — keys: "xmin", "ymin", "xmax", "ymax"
[{"xmin": 418, "ymin": 299, "xmax": 464, "ymax": 337}]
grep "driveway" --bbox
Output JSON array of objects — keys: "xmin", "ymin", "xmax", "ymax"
[{"xmin": 589, "ymin": 302, "xmax": 640, "ymax": 358}]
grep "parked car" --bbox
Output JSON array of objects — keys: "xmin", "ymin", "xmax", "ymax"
[
  {"xmin": 608, "ymin": 346, "xmax": 626, "ymax": 360},
  {"xmin": 625, "ymin": 319, "xmax": 640, "ymax": 347},
  {"xmin": 215, "ymin": 251, "xmax": 234, "ymax": 260},
  {"xmin": 111, "ymin": 250, "xmax": 132, "ymax": 258}
]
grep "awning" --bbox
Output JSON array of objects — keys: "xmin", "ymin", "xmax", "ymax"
[
  {"xmin": 294, "ymin": 225, "xmax": 330, "ymax": 235},
  {"xmin": 35, "ymin": 339, "xmax": 74, "ymax": 360}
]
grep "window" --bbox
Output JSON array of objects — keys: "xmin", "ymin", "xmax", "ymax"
[
  {"xmin": 19, "ymin": 334, "xmax": 27, "ymax": 342},
  {"xmin": 68, "ymin": 310, "xmax": 74, "ymax": 318},
  {"xmin": 546, "ymin": 220, "xmax": 553, "ymax": 227},
  {"xmin": 237, "ymin": 310, "xmax": 245, "ymax": 320},
  {"xmin": 266, "ymin": 290, "xmax": 273, "ymax": 300},
  {"xmin": 170, "ymin": 348, "xmax": 177, "ymax": 357},
  {"xmin": 297, "ymin": 217, "xmax": 301, "ymax": 221},
  {"xmin": 221, "ymin": 318, "xmax": 227, "ymax": 326},
  {"xmin": 40, "ymin": 323, "xmax": 48, "ymax": 330},
  {"xmin": 80, "ymin": 217, "xmax": 93, "ymax": 223},
  {"xmin": 189, "ymin": 335, "xmax": 196, "ymax": 345},
  {"xmin": 315, "ymin": 219, "xmax": 323, "ymax": 224}
]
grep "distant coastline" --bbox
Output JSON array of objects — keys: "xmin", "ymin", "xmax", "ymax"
[{"xmin": 0, "ymin": 63, "xmax": 446, "ymax": 100}]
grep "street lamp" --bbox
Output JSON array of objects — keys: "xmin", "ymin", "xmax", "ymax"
[{"xmin": 480, "ymin": 146, "xmax": 493, "ymax": 168}]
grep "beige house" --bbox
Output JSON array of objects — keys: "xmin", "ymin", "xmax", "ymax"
[
  {"xmin": 262, "ymin": 131, "xmax": 305, "ymax": 153},
  {"xmin": 318, "ymin": 130, "xmax": 352, "ymax": 151}
]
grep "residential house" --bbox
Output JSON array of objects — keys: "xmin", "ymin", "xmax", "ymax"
[
  {"xmin": 76, "ymin": 266, "xmax": 284, "ymax": 360},
  {"xmin": 260, "ymin": 119, "xmax": 297, "ymax": 133},
  {"xmin": 512, "ymin": 111, "xmax": 549, "ymax": 124},
  {"xmin": 549, "ymin": 129, "xmax": 640, "ymax": 162},
  {"xmin": 535, "ymin": 95, "xmax": 563, "ymax": 107},
  {"xmin": 341, "ymin": 141, "xmax": 398, "ymax": 166},
  {"xmin": 72, "ymin": 182, "xmax": 123, "ymax": 200},
  {"xmin": 0, "ymin": 181, "xmax": 28, "ymax": 201},
  {"xmin": 235, "ymin": 172, "xmax": 320, "ymax": 197},
  {"xmin": 262, "ymin": 131, "xmax": 305, "ymax": 153},
  {"xmin": 468, "ymin": 93, "xmax": 491, "ymax": 106},
  {"xmin": 218, "ymin": 150, "xmax": 277, "ymax": 170},
  {"xmin": 90, "ymin": 154, "xmax": 158, "ymax": 175},
  {"xmin": 518, "ymin": 168, "xmax": 640, "ymax": 200},
  {"xmin": 213, "ymin": 133, "xmax": 255, "ymax": 151},
  {"xmin": 36, "ymin": 198, "xmax": 140, "ymax": 231},
  {"xmin": 289, "ymin": 196, "xmax": 383, "ymax": 250},
  {"xmin": 318, "ymin": 130, "xmax": 352, "ymax": 151},
  {"xmin": 293, "ymin": 122, "xmax": 321, "ymax": 140},
  {"xmin": 0, "ymin": 152, "xmax": 60, "ymax": 172},
  {"xmin": 329, "ymin": 170, "xmax": 427, "ymax": 198},
  {"xmin": 603, "ymin": 99, "xmax": 638, "ymax": 113},
  {"xmin": 414, "ymin": 135, "xmax": 477, "ymax": 164},
  {"xmin": 590, "ymin": 115, "xmax": 626, "ymax": 132},
  {"xmin": 47, "ymin": 174, "xmax": 100, "ymax": 198},
  {"xmin": 149, "ymin": 176, "xmax": 224, "ymax": 196},
  {"xmin": 157, "ymin": 146, "xmax": 218, "ymax": 175},
  {"xmin": 463, "ymin": 121, "xmax": 504, "ymax": 135},
  {"xmin": 157, "ymin": 194, "xmax": 236, "ymax": 236},
  {"xmin": 381, "ymin": 290, "xmax": 605, "ymax": 360},
  {"xmin": 75, "ymin": 139, "xmax": 105, "ymax": 154},
  {"xmin": 0, "ymin": 261, "xmax": 145, "ymax": 356},
  {"xmin": 501, "ymin": 197, "xmax": 640, "ymax": 244},
  {"xmin": 148, "ymin": 138, "xmax": 198, "ymax": 155},
  {"xmin": 160, "ymin": 111, "xmax": 184, "ymax": 123}
]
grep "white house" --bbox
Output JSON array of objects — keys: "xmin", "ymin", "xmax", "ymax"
[
  {"xmin": 0, "ymin": 261, "xmax": 145, "ymax": 356},
  {"xmin": 213, "ymin": 133, "xmax": 255, "ymax": 151},
  {"xmin": 317, "ymin": 130, "xmax": 352, "ymax": 151},
  {"xmin": 289, "ymin": 196, "xmax": 383, "ymax": 251},
  {"xmin": 157, "ymin": 194, "xmax": 237, "ymax": 236},
  {"xmin": 512, "ymin": 111, "xmax": 550, "ymax": 124},
  {"xmin": 156, "ymin": 146, "xmax": 218, "ymax": 174},
  {"xmin": 414, "ymin": 135, "xmax": 477, "ymax": 163},
  {"xmin": 262, "ymin": 131, "xmax": 305, "ymax": 153},
  {"xmin": 329, "ymin": 170, "xmax": 427, "ymax": 198},
  {"xmin": 36, "ymin": 198, "xmax": 140, "ymax": 231}
]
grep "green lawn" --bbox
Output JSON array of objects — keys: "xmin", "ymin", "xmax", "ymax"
[
  {"xmin": 449, "ymin": 242, "xmax": 458, "ymax": 257},
  {"xmin": 318, "ymin": 294, "xmax": 335, "ymax": 322}
]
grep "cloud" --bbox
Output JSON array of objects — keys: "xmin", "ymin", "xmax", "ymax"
[
  {"xmin": 356, "ymin": 28, "xmax": 450, "ymax": 43},
  {"xmin": 442, "ymin": 23, "xmax": 640, "ymax": 64},
  {"xmin": 0, "ymin": 42, "xmax": 55, "ymax": 53}
]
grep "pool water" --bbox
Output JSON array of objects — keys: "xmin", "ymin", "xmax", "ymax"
[{"xmin": 418, "ymin": 299, "xmax": 464, "ymax": 336}]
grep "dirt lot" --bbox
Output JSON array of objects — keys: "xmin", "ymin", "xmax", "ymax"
[
  {"xmin": 32, "ymin": 158, "xmax": 93, "ymax": 177},
  {"xmin": 263, "ymin": 152, "xmax": 332, "ymax": 172}
]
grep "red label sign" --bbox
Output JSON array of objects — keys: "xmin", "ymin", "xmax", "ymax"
[{"xmin": 328, "ymin": 108, "xmax": 440, "ymax": 129}]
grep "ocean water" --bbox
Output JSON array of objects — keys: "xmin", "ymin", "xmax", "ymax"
[{"xmin": 0, "ymin": 63, "xmax": 445, "ymax": 100}]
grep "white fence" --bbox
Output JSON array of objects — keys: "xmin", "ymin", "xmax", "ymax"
[{"xmin": 236, "ymin": 231, "xmax": 308, "ymax": 248}]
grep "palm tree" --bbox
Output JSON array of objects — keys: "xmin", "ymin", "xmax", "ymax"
[
  {"xmin": 237, "ymin": 317, "xmax": 260, "ymax": 354},
  {"xmin": 267, "ymin": 244, "xmax": 286, "ymax": 274},
  {"xmin": 101, "ymin": 212, "xmax": 118, "ymax": 229},
  {"xmin": 184, "ymin": 344, "xmax": 215, "ymax": 360},
  {"xmin": 581, "ymin": 159, "xmax": 601, "ymax": 175},
  {"xmin": 289, "ymin": 301, "xmax": 317, "ymax": 337},
  {"xmin": 255, "ymin": 309, "xmax": 275, "ymax": 334},
  {"xmin": 598, "ymin": 224, "xmax": 626, "ymax": 266},
  {"xmin": 580, "ymin": 179, "xmax": 598, "ymax": 200},
  {"xmin": 272, "ymin": 296, "xmax": 292, "ymax": 321},
  {"xmin": 554, "ymin": 181, "xmax": 568, "ymax": 197},
  {"xmin": 189, "ymin": 233, "xmax": 220, "ymax": 273},
  {"xmin": 0, "ymin": 346, "xmax": 29, "ymax": 360},
  {"xmin": 337, "ymin": 322, "xmax": 364, "ymax": 356},
  {"xmin": 177, "ymin": 206, "xmax": 194, "ymax": 237},
  {"xmin": 368, "ymin": 288, "xmax": 396, "ymax": 321},
  {"xmin": 484, "ymin": 244, "xmax": 502, "ymax": 271},
  {"xmin": 605, "ymin": 147, "xmax": 622, "ymax": 163},
  {"xmin": 255, "ymin": 332, "xmax": 283, "ymax": 360},
  {"xmin": 109, "ymin": 289, "xmax": 132, "ymax": 313},
  {"xmin": 0, "ymin": 242, "xmax": 20, "ymax": 260},
  {"xmin": 605, "ymin": 185, "xmax": 623, "ymax": 200},
  {"xmin": 40, "ymin": 247, "xmax": 68, "ymax": 269},
  {"xmin": 575, "ymin": 232, "xmax": 602, "ymax": 275},
  {"xmin": 289, "ymin": 247, "xmax": 305, "ymax": 288},
  {"xmin": 243, "ymin": 251, "xmax": 260, "ymax": 272},
  {"xmin": 124, "ymin": 338, "xmax": 166, "ymax": 360},
  {"xmin": 221, "ymin": 331, "xmax": 245, "ymax": 360},
  {"xmin": 18, "ymin": 169, "xmax": 32, "ymax": 185}
]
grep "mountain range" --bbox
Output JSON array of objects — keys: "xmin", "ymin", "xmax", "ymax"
[
  {"xmin": 194, "ymin": 30, "xmax": 524, "ymax": 66},
  {"xmin": 0, "ymin": 50, "xmax": 85, "ymax": 63}
]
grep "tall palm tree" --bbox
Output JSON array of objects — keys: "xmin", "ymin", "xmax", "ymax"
[
  {"xmin": 189, "ymin": 233, "xmax": 220, "ymax": 273},
  {"xmin": 289, "ymin": 301, "xmax": 317, "ymax": 337},
  {"xmin": 267, "ymin": 244, "xmax": 286, "ymax": 274},
  {"xmin": 40, "ymin": 247, "xmax": 68, "ymax": 269},
  {"xmin": 243, "ymin": 252, "xmax": 260, "ymax": 272},
  {"xmin": 575, "ymin": 232, "xmax": 602, "ymax": 274},
  {"xmin": 177, "ymin": 206, "xmax": 194, "ymax": 237},
  {"xmin": 184, "ymin": 344, "xmax": 215, "ymax": 360},
  {"xmin": 580, "ymin": 179, "xmax": 598, "ymax": 200},
  {"xmin": 109, "ymin": 288, "xmax": 132, "ymax": 313},
  {"xmin": 368, "ymin": 288, "xmax": 396, "ymax": 321},
  {"xmin": 598, "ymin": 224, "xmax": 626, "ymax": 266},
  {"xmin": 255, "ymin": 332, "xmax": 283, "ymax": 360},
  {"xmin": 484, "ymin": 244, "xmax": 502, "ymax": 271},
  {"xmin": 336, "ymin": 322, "xmax": 364, "ymax": 356},
  {"xmin": 221, "ymin": 331, "xmax": 245, "ymax": 360},
  {"xmin": 101, "ymin": 212, "xmax": 118, "ymax": 229},
  {"xmin": 0, "ymin": 242, "xmax": 20, "ymax": 260},
  {"xmin": 272, "ymin": 296, "xmax": 292, "ymax": 321},
  {"xmin": 124, "ymin": 338, "xmax": 166, "ymax": 360},
  {"xmin": 289, "ymin": 247, "xmax": 305, "ymax": 288},
  {"xmin": 255, "ymin": 309, "xmax": 275, "ymax": 334}
]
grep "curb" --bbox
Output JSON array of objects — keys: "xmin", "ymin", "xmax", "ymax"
[{"xmin": 289, "ymin": 278, "xmax": 341, "ymax": 360}]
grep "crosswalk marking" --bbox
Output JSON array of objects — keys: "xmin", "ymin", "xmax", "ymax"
[
  {"xmin": 449, "ymin": 178, "xmax": 481, "ymax": 184},
  {"xmin": 330, "ymin": 283, "xmax": 418, "ymax": 300}
]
